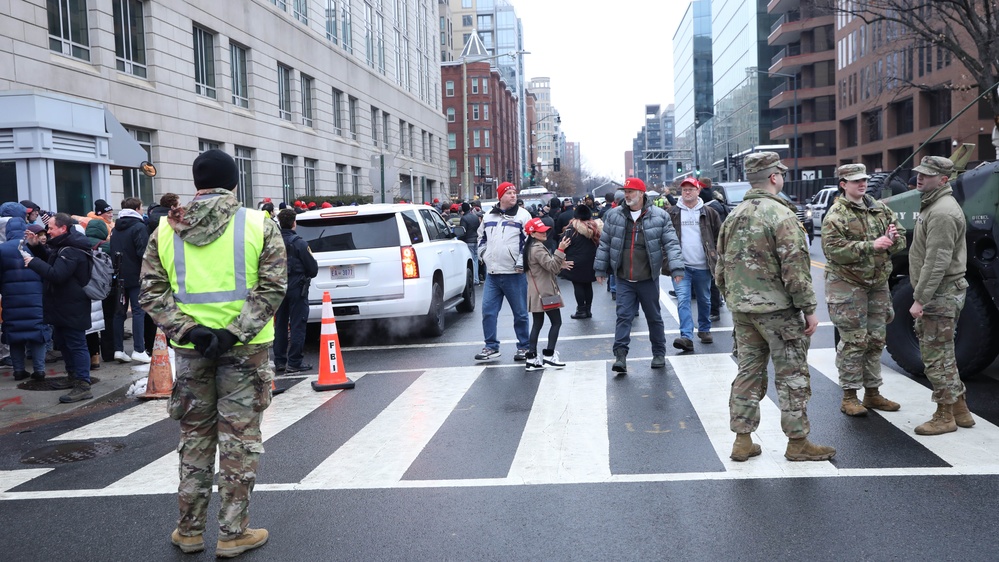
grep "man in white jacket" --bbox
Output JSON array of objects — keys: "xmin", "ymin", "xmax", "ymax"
[{"xmin": 474, "ymin": 182, "xmax": 533, "ymax": 362}]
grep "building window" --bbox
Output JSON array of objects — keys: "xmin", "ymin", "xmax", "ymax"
[
  {"xmin": 461, "ymin": 15, "xmax": 472, "ymax": 26},
  {"xmin": 278, "ymin": 64, "xmax": 293, "ymax": 121},
  {"xmin": 348, "ymin": 96, "xmax": 359, "ymax": 140},
  {"xmin": 376, "ymin": 13, "xmax": 385, "ymax": 74},
  {"xmin": 272, "ymin": 0, "xmax": 287, "ymax": 10},
  {"xmin": 335, "ymin": 164, "xmax": 346, "ymax": 195},
  {"xmin": 351, "ymin": 166, "xmax": 361, "ymax": 195},
  {"xmin": 482, "ymin": 104, "xmax": 489, "ymax": 121},
  {"xmin": 484, "ymin": 155, "xmax": 491, "ymax": 176},
  {"xmin": 427, "ymin": 134, "xmax": 434, "ymax": 163},
  {"xmin": 293, "ymin": 0, "xmax": 308, "ymax": 24},
  {"xmin": 446, "ymin": 107, "xmax": 455, "ymax": 122},
  {"xmin": 193, "ymin": 25, "xmax": 216, "ymax": 98},
  {"xmin": 48, "ymin": 0, "xmax": 91, "ymax": 61},
  {"xmin": 364, "ymin": 2, "xmax": 374, "ymax": 66},
  {"xmin": 482, "ymin": 79, "xmax": 488, "ymax": 95},
  {"xmin": 422, "ymin": 131, "xmax": 427, "ymax": 161},
  {"xmin": 301, "ymin": 74, "xmax": 314, "ymax": 127},
  {"xmin": 472, "ymin": 130, "xmax": 480, "ymax": 148},
  {"xmin": 471, "ymin": 104, "xmax": 479, "ymax": 120},
  {"xmin": 332, "ymin": 88, "xmax": 344, "ymax": 135},
  {"xmin": 449, "ymin": 159, "xmax": 457, "ymax": 177},
  {"xmin": 234, "ymin": 146, "xmax": 254, "ymax": 205},
  {"xmin": 281, "ymin": 154, "xmax": 296, "ymax": 202},
  {"xmin": 408, "ymin": 124, "xmax": 415, "ymax": 157},
  {"xmin": 471, "ymin": 78, "xmax": 478, "ymax": 94},
  {"xmin": 326, "ymin": 0, "xmax": 338, "ymax": 42},
  {"xmin": 394, "ymin": 29, "xmax": 403, "ymax": 85},
  {"xmin": 304, "ymin": 158, "xmax": 317, "ymax": 196},
  {"xmin": 341, "ymin": 0, "xmax": 353, "ymax": 54},
  {"xmin": 448, "ymin": 133, "xmax": 456, "ymax": 149},
  {"xmin": 445, "ymin": 80, "xmax": 454, "ymax": 97},
  {"xmin": 123, "ymin": 128, "xmax": 153, "ymax": 204},
  {"xmin": 371, "ymin": 107, "xmax": 379, "ymax": 146},
  {"xmin": 113, "ymin": 0, "xmax": 146, "ymax": 77},
  {"xmin": 382, "ymin": 112, "xmax": 391, "ymax": 150},
  {"xmin": 484, "ymin": 129, "xmax": 490, "ymax": 148},
  {"xmin": 230, "ymin": 43, "xmax": 249, "ymax": 108},
  {"xmin": 198, "ymin": 139, "xmax": 221, "ymax": 152},
  {"xmin": 399, "ymin": 119, "xmax": 407, "ymax": 153}
]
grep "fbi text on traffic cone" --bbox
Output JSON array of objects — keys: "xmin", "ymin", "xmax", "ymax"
[{"xmin": 312, "ymin": 291, "xmax": 355, "ymax": 391}]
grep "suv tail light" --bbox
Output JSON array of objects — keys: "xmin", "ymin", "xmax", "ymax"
[{"xmin": 401, "ymin": 246, "xmax": 419, "ymax": 279}]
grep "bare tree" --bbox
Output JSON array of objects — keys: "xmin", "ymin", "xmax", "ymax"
[{"xmin": 818, "ymin": 0, "xmax": 999, "ymax": 117}]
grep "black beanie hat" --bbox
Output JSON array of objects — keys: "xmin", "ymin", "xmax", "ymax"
[
  {"xmin": 573, "ymin": 204, "xmax": 592, "ymax": 221},
  {"xmin": 94, "ymin": 199, "xmax": 113, "ymax": 214},
  {"xmin": 192, "ymin": 149, "xmax": 239, "ymax": 190},
  {"xmin": 549, "ymin": 196, "xmax": 562, "ymax": 211}
]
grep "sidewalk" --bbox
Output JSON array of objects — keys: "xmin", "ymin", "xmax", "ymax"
[{"xmin": 0, "ymin": 355, "xmax": 155, "ymax": 433}]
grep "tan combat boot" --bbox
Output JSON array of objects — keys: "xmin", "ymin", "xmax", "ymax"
[
  {"xmin": 216, "ymin": 528, "xmax": 269, "ymax": 558},
  {"xmin": 170, "ymin": 529, "xmax": 205, "ymax": 553},
  {"xmin": 862, "ymin": 387, "xmax": 900, "ymax": 411},
  {"xmin": 730, "ymin": 433, "xmax": 762, "ymax": 462},
  {"xmin": 914, "ymin": 403, "xmax": 958, "ymax": 435},
  {"xmin": 784, "ymin": 438, "xmax": 836, "ymax": 461},
  {"xmin": 952, "ymin": 394, "xmax": 975, "ymax": 428},
  {"xmin": 840, "ymin": 389, "xmax": 868, "ymax": 417}
]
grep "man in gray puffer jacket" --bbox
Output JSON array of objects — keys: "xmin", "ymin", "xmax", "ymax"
[{"xmin": 595, "ymin": 177, "xmax": 684, "ymax": 373}]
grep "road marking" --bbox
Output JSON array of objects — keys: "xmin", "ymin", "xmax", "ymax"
[
  {"xmin": 811, "ymin": 260, "xmax": 826, "ymax": 269},
  {"xmin": 50, "ymin": 400, "xmax": 168, "ymax": 441},
  {"xmin": 508, "ymin": 360, "xmax": 610, "ymax": 484},
  {"xmin": 660, "ymin": 281, "xmax": 680, "ymax": 323}
]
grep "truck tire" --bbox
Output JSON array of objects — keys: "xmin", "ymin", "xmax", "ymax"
[
  {"xmin": 886, "ymin": 278, "xmax": 999, "ymax": 379},
  {"xmin": 866, "ymin": 173, "xmax": 908, "ymax": 199}
]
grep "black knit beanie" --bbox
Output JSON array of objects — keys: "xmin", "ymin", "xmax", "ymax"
[{"xmin": 192, "ymin": 149, "xmax": 239, "ymax": 190}]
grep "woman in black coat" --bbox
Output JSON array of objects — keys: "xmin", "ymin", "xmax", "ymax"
[{"xmin": 559, "ymin": 204, "xmax": 600, "ymax": 319}]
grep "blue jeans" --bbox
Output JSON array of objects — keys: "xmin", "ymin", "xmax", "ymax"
[
  {"xmin": 466, "ymin": 242, "xmax": 479, "ymax": 284},
  {"xmin": 11, "ymin": 340, "xmax": 47, "ymax": 373},
  {"xmin": 274, "ymin": 291, "xmax": 309, "ymax": 368},
  {"xmin": 114, "ymin": 285, "xmax": 146, "ymax": 354},
  {"xmin": 676, "ymin": 267, "xmax": 712, "ymax": 338},
  {"xmin": 54, "ymin": 327, "xmax": 90, "ymax": 383},
  {"xmin": 608, "ymin": 273, "xmax": 617, "ymax": 294},
  {"xmin": 481, "ymin": 272, "xmax": 529, "ymax": 351},
  {"xmin": 614, "ymin": 277, "xmax": 667, "ymax": 356}
]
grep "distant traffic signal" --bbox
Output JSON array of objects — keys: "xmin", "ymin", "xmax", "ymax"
[
  {"xmin": 676, "ymin": 162, "xmax": 682, "ymax": 173},
  {"xmin": 553, "ymin": 158, "xmax": 561, "ymax": 172},
  {"xmin": 506, "ymin": 169, "xmax": 513, "ymax": 181}
]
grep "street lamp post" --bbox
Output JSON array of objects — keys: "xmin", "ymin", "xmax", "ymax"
[{"xmin": 461, "ymin": 49, "xmax": 528, "ymax": 200}]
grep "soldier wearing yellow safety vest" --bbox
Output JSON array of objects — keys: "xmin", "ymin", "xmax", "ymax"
[{"xmin": 139, "ymin": 149, "xmax": 287, "ymax": 558}]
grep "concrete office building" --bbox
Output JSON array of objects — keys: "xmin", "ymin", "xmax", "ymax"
[
  {"xmin": 834, "ymin": 3, "xmax": 995, "ymax": 172},
  {"xmin": 767, "ymin": 0, "xmax": 837, "ymax": 181},
  {"xmin": 672, "ymin": 0, "xmax": 713, "ymax": 181},
  {"xmin": 527, "ymin": 77, "xmax": 561, "ymax": 173},
  {"xmin": 1, "ymin": 0, "xmax": 448, "ymax": 214}
]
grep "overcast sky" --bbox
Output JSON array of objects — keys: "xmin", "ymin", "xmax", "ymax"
[{"xmin": 515, "ymin": 1, "xmax": 691, "ymax": 181}]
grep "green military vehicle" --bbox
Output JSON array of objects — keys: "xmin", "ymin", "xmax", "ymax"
[{"xmin": 865, "ymin": 144, "xmax": 999, "ymax": 378}]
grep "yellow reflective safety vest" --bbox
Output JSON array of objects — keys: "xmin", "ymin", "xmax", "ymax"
[{"xmin": 157, "ymin": 207, "xmax": 274, "ymax": 348}]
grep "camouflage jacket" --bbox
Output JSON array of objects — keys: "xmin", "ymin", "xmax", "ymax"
[
  {"xmin": 716, "ymin": 188, "xmax": 817, "ymax": 315},
  {"xmin": 821, "ymin": 194, "xmax": 906, "ymax": 289},
  {"xmin": 139, "ymin": 189, "xmax": 287, "ymax": 344},
  {"xmin": 910, "ymin": 184, "xmax": 967, "ymax": 304}
]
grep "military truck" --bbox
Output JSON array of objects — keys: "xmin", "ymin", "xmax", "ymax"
[{"xmin": 865, "ymin": 145, "xmax": 999, "ymax": 378}]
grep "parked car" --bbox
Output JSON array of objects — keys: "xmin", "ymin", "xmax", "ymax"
[
  {"xmin": 807, "ymin": 186, "xmax": 840, "ymax": 235},
  {"xmin": 294, "ymin": 203, "xmax": 476, "ymax": 336},
  {"xmin": 714, "ymin": 181, "xmax": 814, "ymax": 245}
]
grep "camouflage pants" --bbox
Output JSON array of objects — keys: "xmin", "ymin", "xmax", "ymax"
[
  {"xmin": 730, "ymin": 308, "xmax": 812, "ymax": 439},
  {"xmin": 825, "ymin": 272, "xmax": 892, "ymax": 390},
  {"xmin": 170, "ymin": 344, "xmax": 274, "ymax": 539},
  {"xmin": 915, "ymin": 279, "xmax": 967, "ymax": 404}
]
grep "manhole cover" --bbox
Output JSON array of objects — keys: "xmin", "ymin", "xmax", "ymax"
[
  {"xmin": 17, "ymin": 376, "xmax": 100, "ymax": 391},
  {"xmin": 20, "ymin": 441, "xmax": 124, "ymax": 465}
]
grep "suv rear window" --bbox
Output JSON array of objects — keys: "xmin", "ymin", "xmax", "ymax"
[{"xmin": 298, "ymin": 214, "xmax": 401, "ymax": 252}]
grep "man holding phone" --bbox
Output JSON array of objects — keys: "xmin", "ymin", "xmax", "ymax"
[{"xmin": 821, "ymin": 163, "xmax": 907, "ymax": 417}]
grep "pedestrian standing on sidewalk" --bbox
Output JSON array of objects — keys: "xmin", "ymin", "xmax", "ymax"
[
  {"xmin": 110, "ymin": 197, "xmax": 151, "ymax": 364},
  {"xmin": 523, "ymin": 218, "xmax": 570, "ymax": 371},
  {"xmin": 716, "ymin": 152, "xmax": 834, "ymax": 462},
  {"xmin": 459, "ymin": 202, "xmax": 481, "ymax": 285},
  {"xmin": 140, "ymin": 149, "xmax": 286, "ymax": 557},
  {"xmin": 822, "ymin": 163, "xmax": 906, "ymax": 417},
  {"xmin": 907, "ymin": 155, "xmax": 973, "ymax": 435},
  {"xmin": 273, "ymin": 208, "xmax": 318, "ymax": 374},
  {"xmin": 560, "ymin": 203, "xmax": 599, "ymax": 319},
  {"xmin": 667, "ymin": 178, "xmax": 721, "ymax": 353},
  {"xmin": 0, "ymin": 217, "xmax": 48, "ymax": 381}
]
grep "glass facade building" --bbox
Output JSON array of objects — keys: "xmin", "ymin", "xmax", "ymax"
[{"xmin": 672, "ymin": 0, "xmax": 713, "ymax": 180}]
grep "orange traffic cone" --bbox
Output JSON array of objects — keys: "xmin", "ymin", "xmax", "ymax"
[
  {"xmin": 140, "ymin": 329, "xmax": 173, "ymax": 399},
  {"xmin": 312, "ymin": 291, "xmax": 355, "ymax": 391}
]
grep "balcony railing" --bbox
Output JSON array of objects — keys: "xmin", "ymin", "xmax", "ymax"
[{"xmin": 771, "ymin": 44, "xmax": 802, "ymax": 66}]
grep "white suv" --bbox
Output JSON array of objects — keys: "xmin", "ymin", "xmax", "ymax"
[{"xmin": 294, "ymin": 204, "xmax": 476, "ymax": 336}]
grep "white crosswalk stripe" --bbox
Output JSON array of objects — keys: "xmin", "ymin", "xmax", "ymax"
[{"xmin": 2, "ymin": 353, "xmax": 998, "ymax": 500}]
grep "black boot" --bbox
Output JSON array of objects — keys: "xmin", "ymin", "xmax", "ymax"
[
  {"xmin": 571, "ymin": 306, "xmax": 587, "ymax": 319},
  {"xmin": 612, "ymin": 349, "xmax": 627, "ymax": 374},
  {"xmin": 583, "ymin": 302, "xmax": 592, "ymax": 318},
  {"xmin": 59, "ymin": 379, "xmax": 93, "ymax": 403}
]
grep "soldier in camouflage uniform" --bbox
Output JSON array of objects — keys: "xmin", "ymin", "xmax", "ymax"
[
  {"xmin": 908, "ymin": 155, "xmax": 973, "ymax": 435},
  {"xmin": 716, "ymin": 152, "xmax": 835, "ymax": 462},
  {"xmin": 140, "ymin": 149, "xmax": 287, "ymax": 558},
  {"xmin": 821, "ymin": 163, "xmax": 906, "ymax": 417}
]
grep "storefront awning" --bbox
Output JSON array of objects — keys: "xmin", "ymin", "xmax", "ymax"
[{"xmin": 104, "ymin": 109, "xmax": 151, "ymax": 172}]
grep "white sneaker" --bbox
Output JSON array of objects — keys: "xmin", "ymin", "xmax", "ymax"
[
  {"xmin": 131, "ymin": 351, "xmax": 151, "ymax": 363},
  {"xmin": 114, "ymin": 351, "xmax": 132, "ymax": 363},
  {"xmin": 525, "ymin": 354, "xmax": 544, "ymax": 372},
  {"xmin": 543, "ymin": 351, "xmax": 565, "ymax": 368}
]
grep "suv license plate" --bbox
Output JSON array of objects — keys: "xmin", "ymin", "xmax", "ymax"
[{"xmin": 329, "ymin": 265, "xmax": 355, "ymax": 279}]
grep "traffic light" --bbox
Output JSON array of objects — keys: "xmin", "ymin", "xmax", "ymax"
[
  {"xmin": 553, "ymin": 157, "xmax": 561, "ymax": 172},
  {"xmin": 506, "ymin": 169, "xmax": 513, "ymax": 182},
  {"xmin": 676, "ymin": 162, "xmax": 683, "ymax": 174},
  {"xmin": 695, "ymin": 167, "xmax": 701, "ymax": 177},
  {"xmin": 530, "ymin": 164, "xmax": 536, "ymax": 184},
  {"xmin": 479, "ymin": 167, "xmax": 485, "ymax": 177}
]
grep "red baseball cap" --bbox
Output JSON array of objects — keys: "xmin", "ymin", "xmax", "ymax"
[
  {"xmin": 679, "ymin": 178, "xmax": 702, "ymax": 189},
  {"xmin": 321, "ymin": 201, "xmax": 332, "ymax": 208},
  {"xmin": 524, "ymin": 217, "xmax": 550, "ymax": 235},
  {"xmin": 497, "ymin": 182, "xmax": 516, "ymax": 199},
  {"xmin": 623, "ymin": 177, "xmax": 646, "ymax": 192},
  {"xmin": 308, "ymin": 201, "xmax": 317, "ymax": 209}
]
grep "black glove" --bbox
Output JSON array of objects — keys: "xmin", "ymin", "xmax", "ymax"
[
  {"xmin": 186, "ymin": 326, "xmax": 218, "ymax": 359},
  {"xmin": 211, "ymin": 329, "xmax": 239, "ymax": 358}
]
